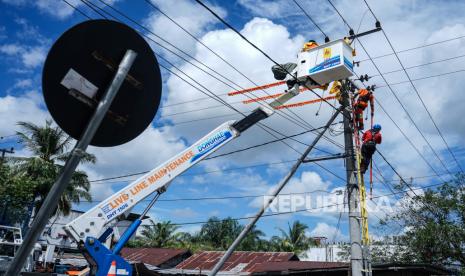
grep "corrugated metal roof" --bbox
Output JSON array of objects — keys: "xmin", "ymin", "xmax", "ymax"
[
  {"xmin": 251, "ymin": 261, "xmax": 348, "ymax": 274},
  {"xmin": 120, "ymin": 248, "xmax": 190, "ymax": 266},
  {"xmin": 174, "ymin": 251, "xmax": 298, "ymax": 274}
]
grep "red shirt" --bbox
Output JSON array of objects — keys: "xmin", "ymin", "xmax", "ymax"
[{"xmin": 362, "ymin": 130, "xmax": 382, "ymax": 144}]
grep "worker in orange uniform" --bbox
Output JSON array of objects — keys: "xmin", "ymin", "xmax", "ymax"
[
  {"xmin": 353, "ymin": 88, "xmax": 374, "ymax": 130},
  {"xmin": 301, "ymin": 39, "xmax": 319, "ymax": 52},
  {"xmin": 360, "ymin": 124, "xmax": 382, "ymax": 174}
]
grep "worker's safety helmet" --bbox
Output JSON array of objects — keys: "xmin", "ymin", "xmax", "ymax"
[
  {"xmin": 302, "ymin": 40, "xmax": 319, "ymax": 51},
  {"xmin": 373, "ymin": 124, "xmax": 382, "ymax": 132}
]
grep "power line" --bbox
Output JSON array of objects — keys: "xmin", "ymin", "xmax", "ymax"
[
  {"xmin": 74, "ymin": 0, "xmax": 350, "ymax": 193},
  {"xmin": 292, "ymin": 0, "xmax": 329, "ymax": 40},
  {"xmin": 164, "ymin": 182, "xmax": 449, "ymax": 226},
  {"xmin": 91, "ymin": 0, "xmax": 348, "ymax": 158},
  {"xmin": 49, "ymin": 181, "xmax": 447, "ymax": 229},
  {"xmin": 326, "ymin": 0, "xmax": 450, "ymax": 178},
  {"xmin": 81, "ymin": 0, "xmax": 346, "ymax": 160},
  {"xmin": 66, "ymin": 2, "xmax": 326, "ymax": 185},
  {"xmin": 163, "ymin": 55, "xmax": 465, "ymax": 118},
  {"xmin": 193, "ymin": 0, "xmax": 343, "ymax": 117},
  {"xmin": 357, "ymin": 35, "xmax": 465, "ymax": 64},
  {"xmin": 362, "ymin": 0, "xmax": 464, "ymax": 174},
  {"xmin": 376, "ymin": 67, "xmax": 465, "ymax": 87},
  {"xmin": 369, "ymin": 53, "xmax": 465, "ymax": 78},
  {"xmin": 376, "ymin": 149, "xmax": 454, "ymax": 223},
  {"xmin": 299, "ymin": 0, "xmax": 448, "ymax": 182},
  {"xmin": 76, "ymin": 188, "xmax": 340, "ymax": 203},
  {"xmin": 92, "ymin": 0, "xmax": 346, "ymax": 152},
  {"xmin": 100, "ymin": 0, "xmax": 331, "ymax": 141}
]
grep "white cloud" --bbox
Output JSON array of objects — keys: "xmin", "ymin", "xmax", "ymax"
[
  {"xmin": 21, "ymin": 45, "xmax": 47, "ymax": 68},
  {"xmin": 85, "ymin": 125, "xmax": 187, "ymax": 178},
  {"xmin": 238, "ymin": 0, "xmax": 300, "ymax": 19},
  {"xmin": 144, "ymin": 0, "xmax": 227, "ymax": 58},
  {"xmin": 12, "ymin": 78, "xmax": 32, "ymax": 89},
  {"xmin": 0, "ymin": 43, "xmax": 22, "ymax": 55},
  {"xmin": 0, "ymin": 43, "xmax": 47, "ymax": 69},
  {"xmin": 0, "ymin": 91, "xmax": 49, "ymax": 134},
  {"xmin": 171, "ymin": 207, "xmax": 198, "ymax": 218},
  {"xmin": 0, "ymin": 19, "xmax": 49, "ymax": 69},
  {"xmin": 1, "ymin": 0, "xmax": 120, "ymax": 20}
]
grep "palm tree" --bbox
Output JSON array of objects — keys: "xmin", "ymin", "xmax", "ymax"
[
  {"xmin": 140, "ymin": 220, "xmax": 180, "ymax": 248},
  {"xmin": 12, "ymin": 120, "xmax": 95, "ymax": 218},
  {"xmin": 271, "ymin": 221, "xmax": 314, "ymax": 255},
  {"xmin": 237, "ymin": 225, "xmax": 266, "ymax": 251},
  {"xmin": 199, "ymin": 217, "xmax": 242, "ymax": 250}
]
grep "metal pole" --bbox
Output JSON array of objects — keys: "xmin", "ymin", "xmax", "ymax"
[
  {"xmin": 208, "ymin": 106, "xmax": 343, "ymax": 276},
  {"xmin": 6, "ymin": 49, "xmax": 137, "ymax": 275},
  {"xmin": 302, "ymin": 153, "xmax": 347, "ymax": 163},
  {"xmin": 341, "ymin": 84, "xmax": 363, "ymax": 276}
]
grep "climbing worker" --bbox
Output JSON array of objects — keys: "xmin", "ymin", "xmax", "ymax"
[
  {"xmin": 360, "ymin": 124, "xmax": 382, "ymax": 174},
  {"xmin": 353, "ymin": 88, "xmax": 374, "ymax": 130}
]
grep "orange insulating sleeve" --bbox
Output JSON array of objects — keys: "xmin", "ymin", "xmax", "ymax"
[
  {"xmin": 228, "ymin": 81, "xmax": 286, "ymax": 96},
  {"xmin": 242, "ymin": 87, "xmax": 310, "ymax": 104},
  {"xmin": 274, "ymin": 95, "xmax": 336, "ymax": 109}
]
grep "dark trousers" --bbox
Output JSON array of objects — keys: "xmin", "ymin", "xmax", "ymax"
[{"xmin": 360, "ymin": 142, "xmax": 376, "ymax": 174}]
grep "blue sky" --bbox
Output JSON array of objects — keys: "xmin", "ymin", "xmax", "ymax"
[{"xmin": 1, "ymin": 0, "xmax": 465, "ymax": 244}]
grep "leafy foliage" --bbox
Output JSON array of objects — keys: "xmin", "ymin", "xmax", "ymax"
[
  {"xmin": 133, "ymin": 218, "xmax": 313, "ymax": 256},
  {"xmin": 269, "ymin": 221, "xmax": 316, "ymax": 255},
  {"xmin": 9, "ymin": 120, "xmax": 95, "ymax": 218},
  {"xmin": 0, "ymin": 164, "xmax": 35, "ymax": 225},
  {"xmin": 139, "ymin": 220, "xmax": 181, "ymax": 248},
  {"xmin": 378, "ymin": 175, "xmax": 465, "ymax": 271}
]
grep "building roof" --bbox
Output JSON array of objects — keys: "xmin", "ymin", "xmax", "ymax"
[
  {"xmin": 120, "ymin": 248, "xmax": 190, "ymax": 266},
  {"xmin": 251, "ymin": 261, "xmax": 348, "ymax": 274},
  {"xmin": 173, "ymin": 251, "xmax": 298, "ymax": 274}
]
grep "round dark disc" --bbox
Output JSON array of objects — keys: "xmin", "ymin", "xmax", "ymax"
[{"xmin": 42, "ymin": 20, "xmax": 162, "ymax": 147}]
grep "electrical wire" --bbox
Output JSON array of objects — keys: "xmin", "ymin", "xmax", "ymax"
[
  {"xmin": 362, "ymin": 0, "xmax": 464, "ymax": 174},
  {"xmin": 161, "ymin": 182, "xmax": 449, "ymax": 226},
  {"xmin": 369, "ymin": 53, "xmax": 465, "ymax": 78},
  {"xmin": 75, "ymin": 188, "xmax": 340, "ymax": 203},
  {"xmin": 292, "ymin": 0, "xmax": 329, "ymax": 40},
  {"xmin": 193, "ymin": 0, "xmax": 343, "ymax": 117},
  {"xmin": 101, "ymin": 0, "xmax": 332, "ymax": 141},
  {"xmin": 91, "ymin": 0, "xmax": 346, "ymax": 152},
  {"xmin": 375, "ymin": 67, "xmax": 465, "ymax": 87},
  {"xmin": 53, "ymin": 181, "xmax": 449, "ymax": 228},
  {"xmin": 326, "ymin": 0, "xmax": 450, "ymax": 179},
  {"xmin": 295, "ymin": 0, "xmax": 449, "ymax": 186}
]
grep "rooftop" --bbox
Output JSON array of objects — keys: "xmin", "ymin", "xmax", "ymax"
[
  {"xmin": 172, "ymin": 251, "xmax": 299, "ymax": 274},
  {"xmin": 120, "ymin": 248, "xmax": 190, "ymax": 267}
]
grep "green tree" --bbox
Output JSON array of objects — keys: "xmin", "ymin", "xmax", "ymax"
[
  {"xmin": 0, "ymin": 164, "xmax": 35, "ymax": 225},
  {"xmin": 198, "ymin": 217, "xmax": 242, "ymax": 250},
  {"xmin": 140, "ymin": 220, "xmax": 180, "ymax": 248},
  {"xmin": 380, "ymin": 175, "xmax": 465, "ymax": 271},
  {"xmin": 237, "ymin": 225, "xmax": 266, "ymax": 251},
  {"xmin": 270, "ymin": 221, "xmax": 314, "ymax": 255},
  {"xmin": 11, "ymin": 120, "xmax": 95, "ymax": 217}
]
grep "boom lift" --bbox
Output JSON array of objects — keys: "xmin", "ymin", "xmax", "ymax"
[
  {"xmin": 64, "ymin": 82, "xmax": 309, "ymax": 276},
  {"xmin": 63, "ymin": 39, "xmax": 355, "ymax": 275}
]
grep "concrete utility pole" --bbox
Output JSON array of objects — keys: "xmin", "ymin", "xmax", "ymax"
[{"xmin": 341, "ymin": 82, "xmax": 363, "ymax": 276}]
